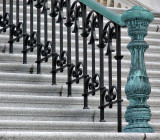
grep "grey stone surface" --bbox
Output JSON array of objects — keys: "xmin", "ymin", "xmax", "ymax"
[{"xmin": 0, "ymin": 132, "xmax": 145, "ymax": 140}]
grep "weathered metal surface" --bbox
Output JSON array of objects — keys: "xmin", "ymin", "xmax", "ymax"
[{"xmin": 122, "ymin": 6, "xmax": 154, "ymax": 133}]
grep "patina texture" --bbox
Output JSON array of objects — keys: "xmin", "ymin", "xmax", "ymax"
[{"xmin": 121, "ymin": 6, "xmax": 154, "ymax": 133}]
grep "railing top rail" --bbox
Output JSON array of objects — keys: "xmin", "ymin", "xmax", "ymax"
[{"xmin": 78, "ymin": 0, "xmax": 126, "ymax": 27}]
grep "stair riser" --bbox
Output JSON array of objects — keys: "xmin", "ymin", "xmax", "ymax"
[
  {"xmin": 0, "ymin": 108, "xmax": 158, "ymax": 124},
  {"xmin": 0, "ymin": 97, "xmax": 159, "ymax": 111},
  {"xmin": 0, "ymin": 74, "xmax": 159, "ymax": 89},
  {"xmin": 0, "ymin": 132, "xmax": 159, "ymax": 140}
]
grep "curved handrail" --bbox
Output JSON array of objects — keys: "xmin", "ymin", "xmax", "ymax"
[{"xmin": 78, "ymin": 0, "xmax": 126, "ymax": 27}]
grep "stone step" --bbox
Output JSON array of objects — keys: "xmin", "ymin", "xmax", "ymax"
[
  {"xmin": 0, "ymin": 131, "xmax": 159, "ymax": 140},
  {"xmin": 0, "ymin": 120, "xmax": 119, "ymax": 132},
  {"xmin": 0, "ymin": 120, "xmax": 158, "ymax": 133},
  {"xmin": 0, "ymin": 94, "xmax": 159, "ymax": 111},
  {"xmin": 0, "ymin": 107, "xmax": 158, "ymax": 123},
  {"xmin": 0, "ymin": 71, "xmax": 159, "ymax": 90},
  {"xmin": 0, "ymin": 81, "xmax": 158, "ymax": 99}
]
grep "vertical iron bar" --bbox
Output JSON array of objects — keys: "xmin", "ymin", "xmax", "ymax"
[
  {"xmin": 60, "ymin": 1, "xmax": 63, "ymax": 54},
  {"xmin": 3, "ymin": 0, "xmax": 6, "ymax": 16},
  {"xmin": 30, "ymin": 0, "xmax": 34, "ymax": 36},
  {"xmin": 82, "ymin": 4, "xmax": 88, "ymax": 109},
  {"xmin": 98, "ymin": 14, "xmax": 105, "ymax": 122},
  {"xmin": 16, "ymin": 0, "xmax": 19, "ymax": 25},
  {"xmin": 108, "ymin": 31, "xmax": 112, "ymax": 100},
  {"xmin": 66, "ymin": 0, "xmax": 72, "ymax": 97},
  {"xmin": 44, "ymin": 0, "xmax": 48, "ymax": 46},
  {"xmin": 37, "ymin": 0, "xmax": 41, "ymax": 74},
  {"xmin": 23, "ymin": 0, "xmax": 27, "ymax": 63},
  {"xmin": 75, "ymin": 26, "xmax": 79, "ymax": 65},
  {"xmin": 115, "ymin": 24, "xmax": 122, "ymax": 132},
  {"xmin": 91, "ymin": 25, "xmax": 95, "ymax": 79},
  {"xmin": 51, "ymin": 0, "xmax": 56, "ymax": 85},
  {"xmin": 75, "ymin": 8, "xmax": 79, "ymax": 65},
  {"xmin": 9, "ymin": 0, "xmax": 13, "ymax": 53}
]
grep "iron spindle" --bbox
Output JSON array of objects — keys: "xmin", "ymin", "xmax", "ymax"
[
  {"xmin": 115, "ymin": 24, "xmax": 123, "ymax": 132},
  {"xmin": 50, "ymin": 0, "xmax": 56, "ymax": 85},
  {"xmin": 36, "ymin": 0, "xmax": 42, "ymax": 74},
  {"xmin": 59, "ymin": 0, "xmax": 64, "ymax": 54},
  {"xmin": 43, "ymin": 0, "xmax": 48, "ymax": 46},
  {"xmin": 9, "ymin": 0, "xmax": 13, "ymax": 53},
  {"xmin": 30, "ymin": 0, "xmax": 34, "ymax": 38},
  {"xmin": 81, "ymin": 4, "xmax": 89, "ymax": 109},
  {"xmin": 16, "ymin": 0, "xmax": 19, "ymax": 26},
  {"xmin": 23, "ymin": 0, "xmax": 27, "ymax": 63},
  {"xmin": 66, "ymin": 0, "xmax": 72, "ymax": 97},
  {"xmin": 74, "ymin": 5, "xmax": 79, "ymax": 66},
  {"xmin": 98, "ymin": 14, "xmax": 105, "ymax": 122},
  {"xmin": 90, "ymin": 16, "xmax": 96, "ymax": 80},
  {"xmin": 3, "ymin": 0, "xmax": 6, "ymax": 17}
]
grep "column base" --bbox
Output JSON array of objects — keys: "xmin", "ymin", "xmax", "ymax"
[{"xmin": 123, "ymin": 123, "xmax": 154, "ymax": 133}]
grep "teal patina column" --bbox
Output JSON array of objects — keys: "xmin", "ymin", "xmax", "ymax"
[{"xmin": 121, "ymin": 6, "xmax": 154, "ymax": 132}]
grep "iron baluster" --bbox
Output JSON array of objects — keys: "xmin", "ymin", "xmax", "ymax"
[
  {"xmin": 70, "ymin": 3, "xmax": 82, "ymax": 65},
  {"xmin": 35, "ymin": 0, "xmax": 43, "ymax": 74},
  {"xmin": 41, "ymin": 0, "xmax": 49, "ymax": 47},
  {"xmin": 9, "ymin": 0, "xmax": 13, "ymax": 53},
  {"xmin": 56, "ymin": 0, "xmax": 64, "ymax": 54},
  {"xmin": 74, "ymin": 5, "xmax": 80, "ymax": 65},
  {"xmin": 27, "ymin": 0, "xmax": 36, "ymax": 51},
  {"xmin": 88, "ymin": 13, "xmax": 98, "ymax": 81},
  {"xmin": 3, "ymin": 0, "xmax": 6, "ymax": 17},
  {"xmin": 97, "ymin": 14, "xmax": 106, "ymax": 122},
  {"xmin": 104, "ymin": 22, "xmax": 116, "ymax": 109},
  {"xmin": 50, "ymin": 0, "xmax": 57, "ymax": 85},
  {"xmin": 16, "ymin": 0, "xmax": 19, "ymax": 26},
  {"xmin": 115, "ymin": 24, "xmax": 123, "ymax": 132},
  {"xmin": 81, "ymin": 4, "xmax": 89, "ymax": 109},
  {"xmin": 65, "ymin": 0, "xmax": 72, "ymax": 97},
  {"xmin": 23, "ymin": 0, "xmax": 27, "ymax": 63}
]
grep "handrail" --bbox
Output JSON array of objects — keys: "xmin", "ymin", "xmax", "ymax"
[{"xmin": 78, "ymin": 0, "xmax": 126, "ymax": 27}]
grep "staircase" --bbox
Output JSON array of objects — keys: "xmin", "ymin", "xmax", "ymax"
[{"xmin": 0, "ymin": 1, "xmax": 160, "ymax": 139}]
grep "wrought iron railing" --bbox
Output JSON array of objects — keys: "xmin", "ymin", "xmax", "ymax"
[{"xmin": 0, "ymin": 0, "xmax": 125, "ymax": 132}]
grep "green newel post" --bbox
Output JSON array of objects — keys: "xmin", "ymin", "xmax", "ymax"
[{"xmin": 121, "ymin": 6, "xmax": 154, "ymax": 133}]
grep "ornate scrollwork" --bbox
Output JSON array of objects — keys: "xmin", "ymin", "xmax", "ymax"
[
  {"xmin": 81, "ymin": 11, "xmax": 99, "ymax": 39},
  {"xmin": 27, "ymin": 0, "xmax": 36, "ymax": 5},
  {"xmin": 105, "ymin": 86, "xmax": 117, "ymax": 108},
  {"xmin": 49, "ymin": 0, "xmax": 66, "ymax": 20},
  {"xmin": 87, "ymin": 12, "xmax": 99, "ymax": 44},
  {"xmin": 102, "ymin": 21, "xmax": 116, "ymax": 55},
  {"xmin": 70, "ymin": 1, "xmax": 82, "ymax": 32},
  {"xmin": 41, "ymin": 0, "xmax": 50, "ymax": 14},
  {"xmin": 86, "ymin": 74, "xmax": 100, "ymax": 96},
  {"xmin": 53, "ymin": 51, "xmax": 67, "ymax": 72},
  {"xmin": 9, "ymin": 22, "xmax": 23, "ymax": 42},
  {"xmin": 69, "ymin": 62, "xmax": 83, "ymax": 84},
  {"xmin": 41, "ymin": 41, "xmax": 52, "ymax": 62},
  {"xmin": 27, "ymin": 32, "xmax": 37, "ymax": 52},
  {"xmin": 35, "ymin": 0, "xmax": 44, "ymax": 9},
  {"xmin": 0, "ymin": 13, "xmax": 10, "ymax": 33},
  {"xmin": 23, "ymin": 32, "xmax": 37, "ymax": 53}
]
